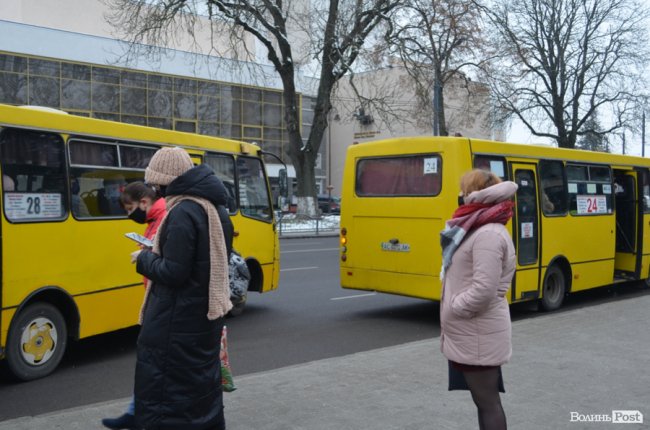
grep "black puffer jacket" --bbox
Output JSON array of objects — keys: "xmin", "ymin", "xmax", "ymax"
[{"xmin": 134, "ymin": 164, "xmax": 233, "ymax": 430}]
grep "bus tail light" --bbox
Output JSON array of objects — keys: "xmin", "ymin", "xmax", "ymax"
[{"xmin": 340, "ymin": 227, "xmax": 347, "ymax": 262}]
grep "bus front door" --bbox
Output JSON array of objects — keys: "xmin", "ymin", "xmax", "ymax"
[
  {"xmin": 511, "ymin": 165, "xmax": 541, "ymax": 302},
  {"xmin": 614, "ymin": 170, "xmax": 640, "ymax": 278}
]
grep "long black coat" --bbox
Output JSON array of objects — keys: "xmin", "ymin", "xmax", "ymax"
[{"xmin": 134, "ymin": 164, "xmax": 233, "ymax": 430}]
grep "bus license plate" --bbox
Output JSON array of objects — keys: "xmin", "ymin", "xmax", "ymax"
[{"xmin": 381, "ymin": 242, "xmax": 411, "ymax": 252}]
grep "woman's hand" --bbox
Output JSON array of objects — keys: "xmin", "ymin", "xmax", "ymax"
[{"xmin": 131, "ymin": 250, "xmax": 142, "ymax": 264}]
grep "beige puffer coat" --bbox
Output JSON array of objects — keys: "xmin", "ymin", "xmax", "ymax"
[{"xmin": 440, "ymin": 183, "xmax": 516, "ymax": 366}]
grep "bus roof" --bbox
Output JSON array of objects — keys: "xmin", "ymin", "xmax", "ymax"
[
  {"xmin": 0, "ymin": 103, "xmax": 260, "ymax": 156},
  {"xmin": 346, "ymin": 136, "xmax": 650, "ymax": 169}
]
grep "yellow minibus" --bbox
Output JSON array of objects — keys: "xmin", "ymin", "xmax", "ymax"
[
  {"xmin": 340, "ymin": 136, "xmax": 650, "ymax": 311},
  {"xmin": 0, "ymin": 104, "xmax": 280, "ymax": 380}
]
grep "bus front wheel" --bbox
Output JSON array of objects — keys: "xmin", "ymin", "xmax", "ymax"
[
  {"xmin": 5, "ymin": 303, "xmax": 68, "ymax": 381},
  {"xmin": 540, "ymin": 265, "xmax": 566, "ymax": 312}
]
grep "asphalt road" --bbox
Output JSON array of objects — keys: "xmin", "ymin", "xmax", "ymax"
[{"xmin": 0, "ymin": 236, "xmax": 648, "ymax": 422}]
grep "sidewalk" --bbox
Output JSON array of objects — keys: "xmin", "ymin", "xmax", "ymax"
[{"xmin": 1, "ymin": 294, "xmax": 648, "ymax": 430}]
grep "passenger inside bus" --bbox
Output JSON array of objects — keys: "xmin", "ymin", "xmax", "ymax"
[{"xmin": 2, "ymin": 174, "xmax": 15, "ymax": 191}]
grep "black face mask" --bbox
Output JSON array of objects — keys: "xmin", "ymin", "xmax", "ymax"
[
  {"xmin": 128, "ymin": 207, "xmax": 147, "ymax": 224},
  {"xmin": 458, "ymin": 195, "xmax": 465, "ymax": 206}
]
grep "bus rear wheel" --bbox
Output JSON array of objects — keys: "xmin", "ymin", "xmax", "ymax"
[
  {"xmin": 5, "ymin": 303, "xmax": 68, "ymax": 381},
  {"xmin": 539, "ymin": 265, "xmax": 566, "ymax": 312}
]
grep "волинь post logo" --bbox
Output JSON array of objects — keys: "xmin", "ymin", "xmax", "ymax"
[{"xmin": 570, "ymin": 410, "xmax": 644, "ymax": 424}]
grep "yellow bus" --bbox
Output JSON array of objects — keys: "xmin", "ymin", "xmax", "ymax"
[
  {"xmin": 339, "ymin": 136, "xmax": 650, "ymax": 311},
  {"xmin": 0, "ymin": 104, "xmax": 280, "ymax": 380}
]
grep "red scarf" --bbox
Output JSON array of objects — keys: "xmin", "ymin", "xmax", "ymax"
[{"xmin": 451, "ymin": 200, "xmax": 514, "ymax": 232}]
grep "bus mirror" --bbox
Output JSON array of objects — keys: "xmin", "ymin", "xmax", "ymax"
[{"xmin": 278, "ymin": 168, "xmax": 288, "ymax": 197}]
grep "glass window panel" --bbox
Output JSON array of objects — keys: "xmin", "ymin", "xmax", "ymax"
[
  {"xmin": 302, "ymin": 108, "xmax": 314, "ymax": 124},
  {"xmin": 199, "ymin": 122, "xmax": 220, "ymax": 136},
  {"xmin": 243, "ymin": 127, "xmax": 262, "ymax": 139},
  {"xmin": 174, "ymin": 92, "xmax": 196, "ymax": 119},
  {"xmin": 148, "ymin": 90, "xmax": 172, "ymax": 117},
  {"xmin": 205, "ymin": 153, "xmax": 236, "ymax": 212},
  {"xmin": 148, "ymin": 74, "xmax": 173, "ymax": 91},
  {"xmin": 121, "ymin": 87, "xmax": 146, "ymax": 115},
  {"xmin": 121, "ymin": 115, "xmax": 147, "ymax": 126},
  {"xmin": 567, "ymin": 164, "xmax": 588, "ymax": 181},
  {"xmin": 0, "ymin": 72, "xmax": 28, "ymax": 104},
  {"xmin": 174, "ymin": 77, "xmax": 196, "ymax": 93},
  {"xmin": 92, "ymin": 83, "xmax": 119, "ymax": 112},
  {"xmin": 264, "ymin": 90, "xmax": 282, "ymax": 104},
  {"xmin": 29, "ymin": 76, "xmax": 60, "ymax": 107},
  {"xmin": 69, "ymin": 168, "xmax": 136, "ymax": 217},
  {"xmin": 29, "ymin": 58, "xmax": 59, "ymax": 77},
  {"xmin": 120, "ymin": 145, "xmax": 157, "ymax": 168},
  {"xmin": 231, "ymin": 86, "xmax": 242, "ymax": 99},
  {"xmin": 148, "ymin": 117, "xmax": 172, "ymax": 129},
  {"xmin": 199, "ymin": 81, "xmax": 220, "ymax": 96},
  {"xmin": 121, "ymin": 70, "xmax": 147, "ymax": 87},
  {"xmin": 92, "ymin": 67, "xmax": 120, "ymax": 84},
  {"xmin": 230, "ymin": 125, "xmax": 241, "ymax": 139},
  {"xmin": 237, "ymin": 156, "xmax": 271, "ymax": 220},
  {"xmin": 242, "ymin": 87, "xmax": 261, "ymax": 101},
  {"xmin": 243, "ymin": 101, "xmax": 262, "ymax": 125},
  {"xmin": 515, "ymin": 169, "xmax": 538, "ymax": 265},
  {"xmin": 61, "ymin": 79, "xmax": 91, "ymax": 110},
  {"xmin": 264, "ymin": 127, "xmax": 282, "ymax": 140},
  {"xmin": 198, "ymin": 95, "xmax": 219, "ymax": 121},
  {"xmin": 175, "ymin": 120, "xmax": 196, "ymax": 133},
  {"xmin": 1, "ymin": 129, "xmax": 68, "ymax": 221},
  {"xmin": 590, "ymin": 166, "xmax": 611, "ymax": 182},
  {"xmin": 539, "ymin": 159, "xmax": 567, "ymax": 215},
  {"xmin": 356, "ymin": 155, "xmax": 442, "ymax": 196},
  {"xmin": 0, "ymin": 54, "xmax": 27, "ymax": 73},
  {"xmin": 92, "ymin": 112, "xmax": 120, "ymax": 122},
  {"xmin": 69, "ymin": 111, "xmax": 90, "ymax": 117},
  {"xmin": 302, "ymin": 124, "xmax": 311, "ymax": 138},
  {"xmin": 70, "ymin": 140, "xmax": 118, "ymax": 166},
  {"xmin": 473, "ymin": 155, "xmax": 507, "ymax": 179},
  {"xmin": 263, "ymin": 104, "xmax": 282, "ymax": 127},
  {"xmin": 61, "ymin": 63, "xmax": 90, "ymax": 80}
]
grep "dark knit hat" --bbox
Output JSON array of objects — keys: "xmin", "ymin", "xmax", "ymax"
[{"xmin": 145, "ymin": 147, "xmax": 193, "ymax": 186}]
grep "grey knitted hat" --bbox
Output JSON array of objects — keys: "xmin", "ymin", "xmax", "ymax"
[{"xmin": 145, "ymin": 147, "xmax": 193, "ymax": 186}]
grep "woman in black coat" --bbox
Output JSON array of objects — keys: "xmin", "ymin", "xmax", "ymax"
[{"xmin": 133, "ymin": 147, "xmax": 233, "ymax": 430}]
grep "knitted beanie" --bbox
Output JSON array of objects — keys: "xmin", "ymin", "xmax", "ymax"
[{"xmin": 145, "ymin": 147, "xmax": 193, "ymax": 186}]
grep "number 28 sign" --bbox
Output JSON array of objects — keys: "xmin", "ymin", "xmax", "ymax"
[{"xmin": 576, "ymin": 195, "xmax": 607, "ymax": 214}]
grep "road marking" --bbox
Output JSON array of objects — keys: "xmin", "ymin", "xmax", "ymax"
[
  {"xmin": 280, "ymin": 266, "xmax": 318, "ymax": 272},
  {"xmin": 330, "ymin": 293, "xmax": 377, "ymax": 300},
  {"xmin": 281, "ymin": 247, "xmax": 340, "ymax": 254}
]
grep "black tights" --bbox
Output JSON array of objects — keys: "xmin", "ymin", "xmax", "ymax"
[{"xmin": 463, "ymin": 368, "xmax": 507, "ymax": 430}]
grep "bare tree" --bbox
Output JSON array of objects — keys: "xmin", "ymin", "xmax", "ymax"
[
  {"xmin": 480, "ymin": 0, "xmax": 650, "ymax": 148},
  {"xmin": 104, "ymin": 0, "xmax": 401, "ymax": 215},
  {"xmin": 389, "ymin": 0, "xmax": 484, "ymax": 136}
]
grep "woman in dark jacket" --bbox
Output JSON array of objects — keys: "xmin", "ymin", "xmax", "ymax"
[{"xmin": 133, "ymin": 146, "xmax": 233, "ymax": 430}]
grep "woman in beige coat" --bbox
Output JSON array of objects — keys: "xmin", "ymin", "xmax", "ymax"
[{"xmin": 439, "ymin": 169, "xmax": 517, "ymax": 430}]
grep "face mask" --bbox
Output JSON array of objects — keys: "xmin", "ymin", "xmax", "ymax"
[
  {"xmin": 128, "ymin": 207, "xmax": 147, "ymax": 224},
  {"xmin": 458, "ymin": 195, "xmax": 465, "ymax": 206}
]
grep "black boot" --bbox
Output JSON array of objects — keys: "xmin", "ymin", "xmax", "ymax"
[{"xmin": 101, "ymin": 413, "xmax": 136, "ymax": 430}]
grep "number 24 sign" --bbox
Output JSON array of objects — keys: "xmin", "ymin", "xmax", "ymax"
[{"xmin": 576, "ymin": 195, "xmax": 607, "ymax": 214}]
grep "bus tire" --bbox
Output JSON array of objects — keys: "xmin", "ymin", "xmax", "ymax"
[
  {"xmin": 539, "ymin": 265, "xmax": 566, "ymax": 312},
  {"xmin": 5, "ymin": 303, "xmax": 68, "ymax": 381}
]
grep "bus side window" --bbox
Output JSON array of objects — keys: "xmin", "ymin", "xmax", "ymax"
[
  {"xmin": 539, "ymin": 160, "xmax": 567, "ymax": 215},
  {"xmin": 0, "ymin": 128, "xmax": 68, "ymax": 222}
]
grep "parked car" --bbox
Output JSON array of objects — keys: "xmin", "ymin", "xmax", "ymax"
[{"xmin": 318, "ymin": 194, "xmax": 341, "ymax": 214}]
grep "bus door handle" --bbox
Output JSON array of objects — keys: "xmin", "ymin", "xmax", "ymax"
[{"xmin": 389, "ymin": 238, "xmax": 400, "ymax": 245}]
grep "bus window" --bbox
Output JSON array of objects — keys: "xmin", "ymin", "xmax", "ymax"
[
  {"xmin": 0, "ymin": 128, "xmax": 68, "ymax": 222},
  {"xmin": 566, "ymin": 163, "xmax": 612, "ymax": 216},
  {"xmin": 237, "ymin": 156, "xmax": 272, "ymax": 220},
  {"xmin": 205, "ymin": 153, "xmax": 237, "ymax": 213},
  {"xmin": 355, "ymin": 155, "xmax": 441, "ymax": 196},
  {"xmin": 515, "ymin": 169, "xmax": 538, "ymax": 265},
  {"xmin": 473, "ymin": 155, "xmax": 506, "ymax": 180},
  {"xmin": 640, "ymin": 170, "xmax": 650, "ymax": 213},
  {"xmin": 68, "ymin": 139, "xmax": 154, "ymax": 218},
  {"xmin": 539, "ymin": 160, "xmax": 567, "ymax": 215}
]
